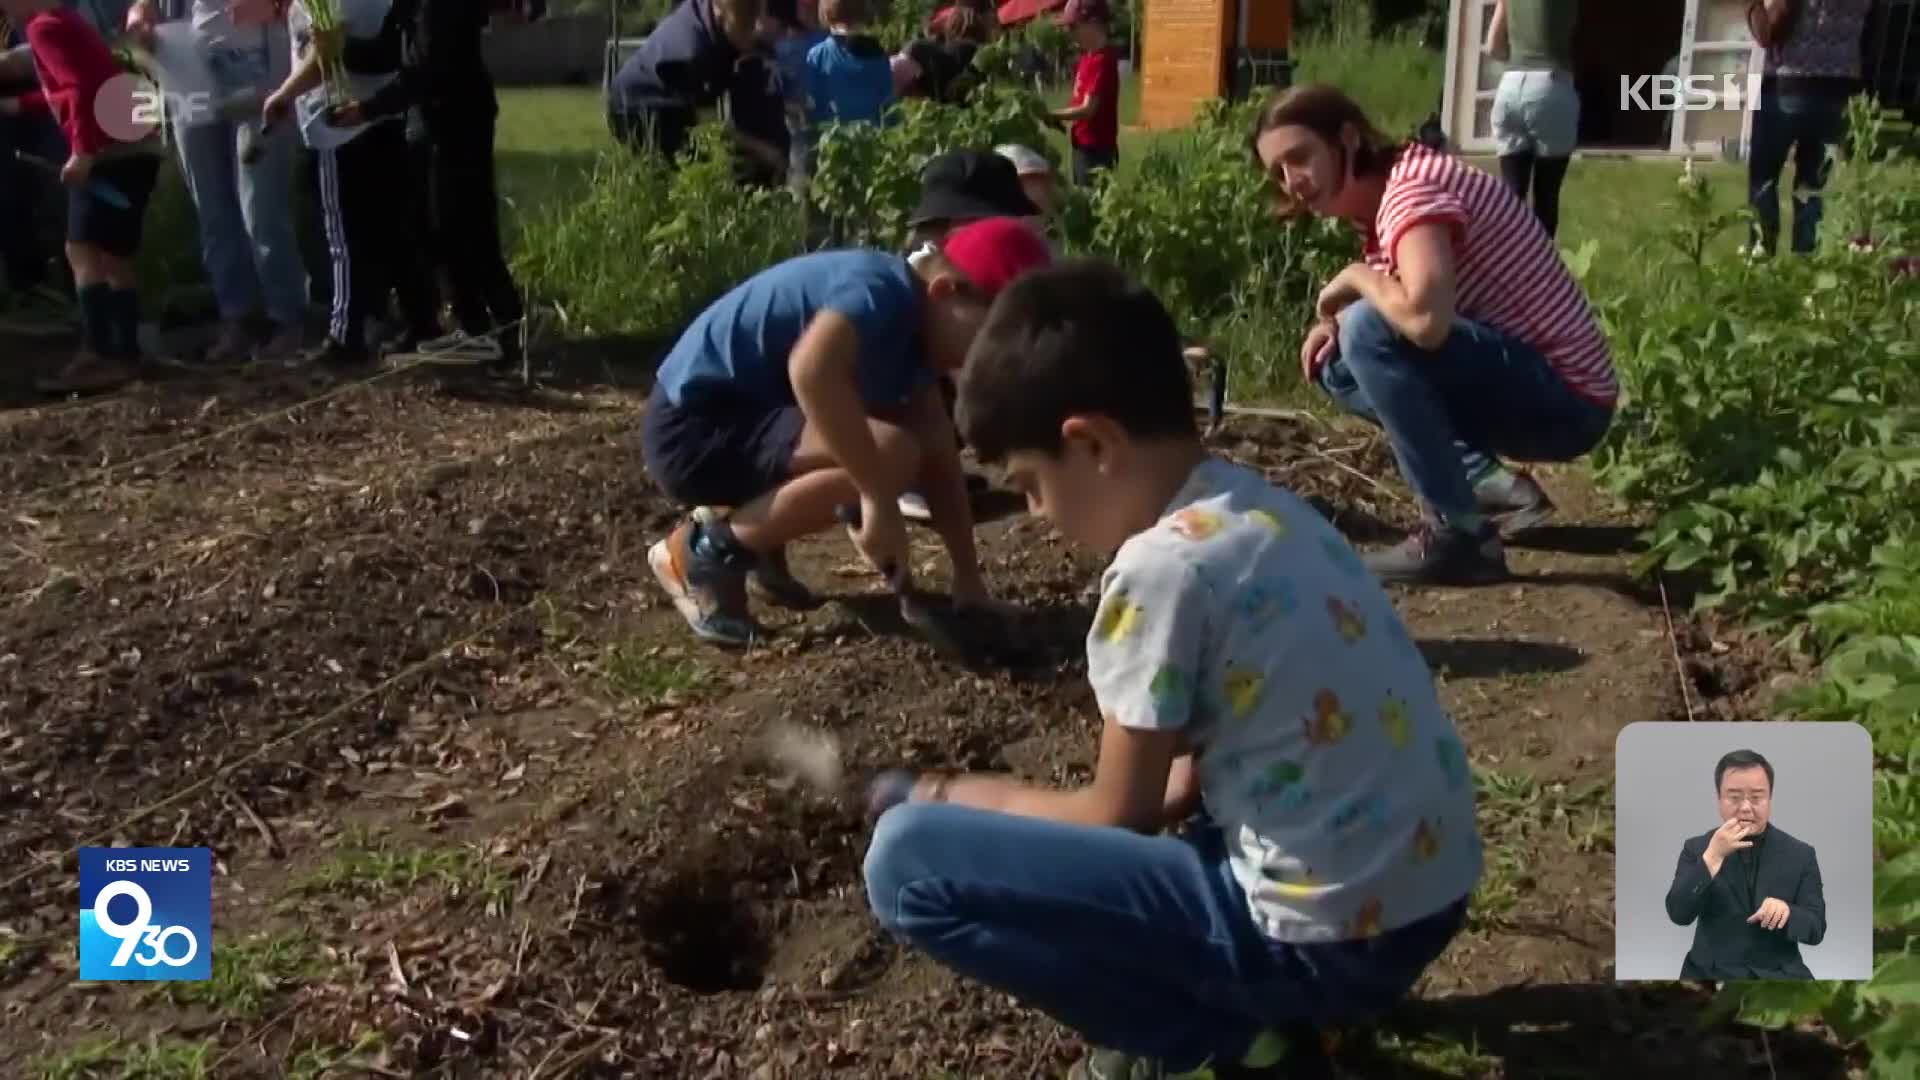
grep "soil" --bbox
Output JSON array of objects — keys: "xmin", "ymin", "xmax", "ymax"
[{"xmin": 0, "ymin": 346, "xmax": 1857, "ymax": 1079}]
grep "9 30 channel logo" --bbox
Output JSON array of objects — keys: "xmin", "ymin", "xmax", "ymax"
[{"xmin": 78, "ymin": 847, "xmax": 211, "ymax": 982}]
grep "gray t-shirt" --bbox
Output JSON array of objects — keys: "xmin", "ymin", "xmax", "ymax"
[{"xmin": 1087, "ymin": 457, "xmax": 1484, "ymax": 944}]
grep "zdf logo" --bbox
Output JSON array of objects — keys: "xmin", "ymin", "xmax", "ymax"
[
  {"xmin": 91, "ymin": 881, "xmax": 200, "ymax": 968},
  {"xmin": 93, "ymin": 72, "xmax": 214, "ymax": 142}
]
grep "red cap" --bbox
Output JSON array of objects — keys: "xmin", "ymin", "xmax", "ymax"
[{"xmin": 938, "ymin": 217, "xmax": 1053, "ymax": 299}]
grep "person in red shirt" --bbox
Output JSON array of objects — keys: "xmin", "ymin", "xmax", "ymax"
[
  {"xmin": 1251, "ymin": 83, "xmax": 1617, "ymax": 586},
  {"xmin": 1050, "ymin": 0, "xmax": 1118, "ymax": 186},
  {"xmin": 2, "ymin": 0, "xmax": 164, "ymax": 395}
]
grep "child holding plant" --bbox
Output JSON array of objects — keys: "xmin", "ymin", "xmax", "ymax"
[
  {"xmin": 3, "ymin": 0, "xmax": 165, "ymax": 394},
  {"xmin": 325, "ymin": 0, "xmax": 526, "ymax": 372},
  {"xmin": 860, "ymin": 259, "xmax": 1482, "ymax": 1080},
  {"xmin": 263, "ymin": 0, "xmax": 441, "ymax": 367},
  {"xmin": 640, "ymin": 217, "xmax": 1050, "ymax": 647}
]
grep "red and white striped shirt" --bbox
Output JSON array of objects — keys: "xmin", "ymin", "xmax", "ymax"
[{"xmin": 1364, "ymin": 144, "xmax": 1617, "ymax": 406}]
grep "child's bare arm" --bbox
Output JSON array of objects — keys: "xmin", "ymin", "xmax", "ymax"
[{"xmin": 914, "ymin": 719, "xmax": 1181, "ymax": 833}]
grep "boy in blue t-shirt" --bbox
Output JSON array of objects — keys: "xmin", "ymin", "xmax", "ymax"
[
  {"xmin": 641, "ymin": 217, "xmax": 1052, "ymax": 647},
  {"xmin": 804, "ymin": 0, "xmax": 891, "ymax": 129},
  {"xmin": 862, "ymin": 260, "xmax": 1482, "ymax": 1079}
]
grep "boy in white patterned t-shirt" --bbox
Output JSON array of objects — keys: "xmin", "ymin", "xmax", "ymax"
[{"xmin": 861, "ymin": 259, "xmax": 1481, "ymax": 1080}]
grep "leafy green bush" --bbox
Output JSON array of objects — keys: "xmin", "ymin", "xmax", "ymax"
[
  {"xmin": 512, "ymin": 126, "xmax": 803, "ymax": 340},
  {"xmin": 808, "ymin": 84, "xmax": 1058, "ymax": 250},
  {"xmin": 1596, "ymin": 97, "xmax": 1920, "ymax": 1072}
]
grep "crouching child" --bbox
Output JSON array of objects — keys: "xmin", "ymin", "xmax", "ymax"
[
  {"xmin": 641, "ymin": 216, "xmax": 1052, "ymax": 647},
  {"xmin": 860, "ymin": 260, "xmax": 1483, "ymax": 1079}
]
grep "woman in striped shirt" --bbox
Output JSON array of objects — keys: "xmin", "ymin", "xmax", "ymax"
[{"xmin": 1249, "ymin": 83, "xmax": 1617, "ymax": 586}]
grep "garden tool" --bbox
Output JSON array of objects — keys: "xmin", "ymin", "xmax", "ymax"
[
  {"xmin": 12, "ymin": 152, "xmax": 131, "ymax": 210},
  {"xmin": 759, "ymin": 719, "xmax": 915, "ymax": 819}
]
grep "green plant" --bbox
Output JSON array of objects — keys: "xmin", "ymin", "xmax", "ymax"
[{"xmin": 513, "ymin": 125, "xmax": 804, "ymax": 340}]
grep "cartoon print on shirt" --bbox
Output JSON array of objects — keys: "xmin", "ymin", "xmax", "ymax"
[
  {"xmin": 1348, "ymin": 896, "xmax": 1384, "ymax": 938},
  {"xmin": 1303, "ymin": 688, "xmax": 1353, "ymax": 746},
  {"xmin": 1094, "ymin": 590, "xmax": 1144, "ymax": 643},
  {"xmin": 1330, "ymin": 792, "xmax": 1390, "ymax": 843},
  {"xmin": 1223, "ymin": 664, "xmax": 1265, "ymax": 719},
  {"xmin": 1412, "ymin": 818, "xmax": 1441, "ymax": 862},
  {"xmin": 1435, "ymin": 734, "xmax": 1470, "ymax": 790},
  {"xmin": 1326, "ymin": 595, "xmax": 1366, "ymax": 643},
  {"xmin": 1149, "ymin": 665, "xmax": 1191, "ymax": 720},
  {"xmin": 1246, "ymin": 508, "xmax": 1290, "ymax": 538},
  {"xmin": 1247, "ymin": 759, "xmax": 1310, "ymax": 813},
  {"xmin": 1235, "ymin": 578, "xmax": 1297, "ymax": 634},
  {"xmin": 1169, "ymin": 508, "xmax": 1223, "ymax": 541},
  {"xmin": 1379, "ymin": 692, "xmax": 1412, "ymax": 748}
]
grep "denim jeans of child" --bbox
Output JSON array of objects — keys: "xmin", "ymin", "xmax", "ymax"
[
  {"xmin": 1316, "ymin": 299, "xmax": 1613, "ymax": 526},
  {"xmin": 174, "ymin": 34, "xmax": 307, "ymax": 327},
  {"xmin": 864, "ymin": 802, "xmax": 1470, "ymax": 1073},
  {"xmin": 1746, "ymin": 83, "xmax": 1848, "ymax": 256}
]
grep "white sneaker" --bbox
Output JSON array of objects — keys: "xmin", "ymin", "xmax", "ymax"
[
  {"xmin": 898, "ymin": 493, "xmax": 932, "ymax": 522},
  {"xmin": 413, "ymin": 331, "xmax": 502, "ymax": 366}
]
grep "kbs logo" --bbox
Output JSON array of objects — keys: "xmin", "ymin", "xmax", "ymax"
[
  {"xmin": 78, "ymin": 847, "xmax": 211, "ymax": 981},
  {"xmin": 1619, "ymin": 74, "xmax": 1764, "ymax": 113}
]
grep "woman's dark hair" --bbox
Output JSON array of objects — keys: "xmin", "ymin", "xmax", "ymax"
[{"xmin": 1247, "ymin": 83, "xmax": 1404, "ymax": 214}]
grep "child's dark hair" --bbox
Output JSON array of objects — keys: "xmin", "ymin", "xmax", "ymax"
[{"xmin": 957, "ymin": 259, "xmax": 1197, "ymax": 464}]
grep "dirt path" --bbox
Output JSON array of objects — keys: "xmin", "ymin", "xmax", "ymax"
[{"xmin": 0, "ymin": 364, "xmax": 1851, "ymax": 1079}]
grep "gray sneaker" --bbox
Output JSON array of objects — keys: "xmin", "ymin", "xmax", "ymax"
[
  {"xmin": 1473, "ymin": 468, "xmax": 1556, "ymax": 536},
  {"xmin": 1364, "ymin": 521, "xmax": 1508, "ymax": 586}
]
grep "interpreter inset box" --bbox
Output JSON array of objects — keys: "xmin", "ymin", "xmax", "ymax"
[{"xmin": 1613, "ymin": 721, "xmax": 1873, "ymax": 982}]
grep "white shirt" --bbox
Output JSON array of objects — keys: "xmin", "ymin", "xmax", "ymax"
[
  {"xmin": 286, "ymin": 0, "xmax": 397, "ymax": 150},
  {"xmin": 1087, "ymin": 457, "xmax": 1484, "ymax": 943}
]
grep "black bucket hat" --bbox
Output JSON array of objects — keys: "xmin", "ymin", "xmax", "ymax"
[{"xmin": 907, "ymin": 149, "xmax": 1042, "ymax": 227}]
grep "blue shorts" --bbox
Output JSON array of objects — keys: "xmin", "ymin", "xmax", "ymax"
[{"xmin": 640, "ymin": 383, "xmax": 806, "ymax": 509}]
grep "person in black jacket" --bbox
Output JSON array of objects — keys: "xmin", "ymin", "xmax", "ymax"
[
  {"xmin": 330, "ymin": 0, "xmax": 525, "ymax": 372},
  {"xmin": 1664, "ymin": 749, "xmax": 1827, "ymax": 980},
  {"xmin": 608, "ymin": 0, "xmax": 786, "ymax": 181}
]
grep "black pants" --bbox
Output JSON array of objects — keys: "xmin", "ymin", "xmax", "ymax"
[
  {"xmin": 313, "ymin": 121, "xmax": 437, "ymax": 350},
  {"xmin": 1497, "ymin": 153, "xmax": 1570, "ymax": 238},
  {"xmin": 430, "ymin": 111, "xmax": 522, "ymax": 341},
  {"xmin": 0, "ymin": 109, "xmax": 67, "ymax": 291},
  {"xmin": 1072, "ymin": 144, "xmax": 1118, "ymax": 186}
]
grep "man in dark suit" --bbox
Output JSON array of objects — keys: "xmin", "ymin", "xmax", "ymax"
[{"xmin": 1665, "ymin": 749, "xmax": 1827, "ymax": 979}]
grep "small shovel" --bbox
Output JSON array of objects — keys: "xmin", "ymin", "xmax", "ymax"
[
  {"xmin": 760, "ymin": 719, "xmax": 914, "ymax": 818},
  {"xmin": 834, "ymin": 503, "xmax": 968, "ymax": 659}
]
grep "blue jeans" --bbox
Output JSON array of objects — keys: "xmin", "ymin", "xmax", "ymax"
[
  {"xmin": 173, "ymin": 34, "xmax": 307, "ymax": 326},
  {"xmin": 1746, "ymin": 83, "xmax": 1847, "ymax": 255},
  {"xmin": 1318, "ymin": 300, "xmax": 1613, "ymax": 525},
  {"xmin": 0, "ymin": 110, "xmax": 69, "ymax": 291},
  {"xmin": 864, "ymin": 803, "xmax": 1470, "ymax": 1073}
]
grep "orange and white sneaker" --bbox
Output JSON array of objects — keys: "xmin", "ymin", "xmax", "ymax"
[{"xmin": 647, "ymin": 516, "xmax": 762, "ymax": 647}]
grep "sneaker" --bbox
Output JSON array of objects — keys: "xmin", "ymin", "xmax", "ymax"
[
  {"xmin": 687, "ymin": 507, "xmax": 820, "ymax": 611},
  {"xmin": 412, "ymin": 330, "xmax": 502, "ymax": 367},
  {"xmin": 308, "ymin": 337, "xmax": 373, "ymax": 368},
  {"xmin": 202, "ymin": 320, "xmax": 257, "ymax": 367},
  {"xmin": 35, "ymin": 351, "xmax": 138, "ymax": 395},
  {"xmin": 1363, "ymin": 521, "xmax": 1508, "ymax": 586},
  {"xmin": 647, "ymin": 518, "xmax": 762, "ymax": 647},
  {"xmin": 747, "ymin": 544, "xmax": 820, "ymax": 610},
  {"xmin": 898, "ymin": 492, "xmax": 932, "ymax": 522},
  {"xmin": 258, "ymin": 322, "xmax": 308, "ymax": 366},
  {"xmin": 1473, "ymin": 468, "xmax": 1556, "ymax": 536}
]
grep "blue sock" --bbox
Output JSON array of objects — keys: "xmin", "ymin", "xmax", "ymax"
[{"xmin": 76, "ymin": 283, "xmax": 113, "ymax": 355}]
